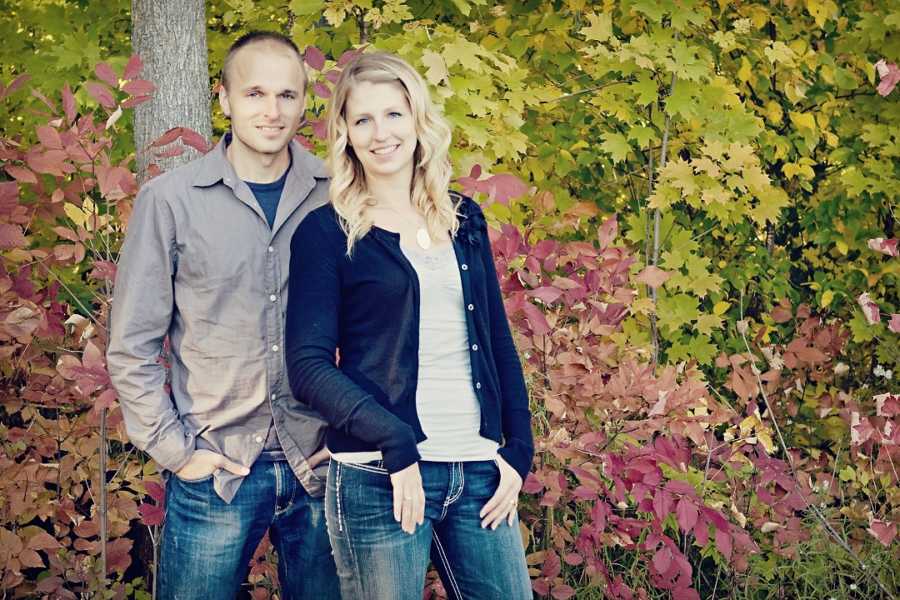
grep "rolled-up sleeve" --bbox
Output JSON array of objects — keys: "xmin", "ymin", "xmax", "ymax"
[
  {"xmin": 285, "ymin": 213, "xmax": 420, "ymax": 474},
  {"xmin": 107, "ymin": 182, "xmax": 194, "ymax": 473}
]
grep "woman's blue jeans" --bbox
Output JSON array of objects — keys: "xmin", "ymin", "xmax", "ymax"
[
  {"xmin": 158, "ymin": 460, "xmax": 340, "ymax": 599},
  {"xmin": 326, "ymin": 459, "xmax": 532, "ymax": 600}
]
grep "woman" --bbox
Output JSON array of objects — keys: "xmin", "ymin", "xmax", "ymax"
[{"xmin": 285, "ymin": 52, "xmax": 533, "ymax": 600}]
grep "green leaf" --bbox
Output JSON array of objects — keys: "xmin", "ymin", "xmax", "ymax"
[
  {"xmin": 599, "ymin": 133, "xmax": 631, "ymax": 163},
  {"xmin": 289, "ymin": 0, "xmax": 325, "ymax": 15},
  {"xmin": 657, "ymin": 293, "xmax": 700, "ymax": 333},
  {"xmin": 580, "ymin": 12, "xmax": 612, "ymax": 42}
]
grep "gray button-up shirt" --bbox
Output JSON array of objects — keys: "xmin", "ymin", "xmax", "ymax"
[{"xmin": 107, "ymin": 135, "xmax": 330, "ymax": 502}]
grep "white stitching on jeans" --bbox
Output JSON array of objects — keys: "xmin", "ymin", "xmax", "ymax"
[
  {"xmin": 432, "ymin": 531, "xmax": 463, "ymax": 599},
  {"xmin": 446, "ymin": 462, "xmax": 465, "ymax": 505},
  {"xmin": 336, "ymin": 462, "xmax": 343, "ymax": 532},
  {"xmin": 341, "ymin": 461, "xmax": 389, "ymax": 475}
]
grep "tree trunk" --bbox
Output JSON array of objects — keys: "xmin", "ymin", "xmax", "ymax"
[{"xmin": 131, "ymin": 0, "xmax": 212, "ymax": 180}]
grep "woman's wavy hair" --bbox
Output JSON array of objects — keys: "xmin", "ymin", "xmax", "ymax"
[{"xmin": 326, "ymin": 52, "xmax": 457, "ymax": 254}]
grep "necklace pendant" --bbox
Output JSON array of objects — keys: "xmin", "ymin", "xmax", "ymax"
[{"xmin": 415, "ymin": 227, "xmax": 432, "ymax": 250}]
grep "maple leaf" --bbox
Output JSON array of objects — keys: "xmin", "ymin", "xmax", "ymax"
[
  {"xmin": 580, "ymin": 12, "xmax": 612, "ymax": 42},
  {"xmin": 599, "ymin": 133, "xmax": 630, "ymax": 162},
  {"xmin": 857, "ymin": 292, "xmax": 880, "ymax": 325},
  {"xmin": 421, "ymin": 51, "xmax": 449, "ymax": 86}
]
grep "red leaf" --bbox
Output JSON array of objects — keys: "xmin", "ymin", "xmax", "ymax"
[
  {"xmin": 26, "ymin": 531, "xmax": 61, "ymax": 550},
  {"xmin": 563, "ymin": 552, "xmax": 583, "ymax": 566},
  {"xmin": 85, "ymin": 81, "xmax": 117, "ymax": 109},
  {"xmin": 5, "ymin": 165, "xmax": 38, "ymax": 184},
  {"xmin": 106, "ymin": 537, "xmax": 133, "ymax": 574},
  {"xmin": 889, "ymin": 314, "xmax": 900, "ymax": 333},
  {"xmin": 122, "ymin": 94, "xmax": 152, "ymax": 108},
  {"xmin": 867, "ymin": 237, "xmax": 898, "ymax": 257},
  {"xmin": 27, "ymin": 149, "xmax": 69, "ymax": 176},
  {"xmin": 522, "ymin": 472, "xmax": 544, "ymax": 494},
  {"xmin": 529, "ymin": 286, "xmax": 563, "ymax": 304},
  {"xmin": 145, "ymin": 480, "xmax": 166, "ymax": 503},
  {"xmin": 486, "ymin": 173, "xmax": 528, "ymax": 204},
  {"xmin": 309, "ymin": 119, "xmax": 327, "ymax": 140},
  {"xmin": 521, "ymin": 301, "xmax": 551, "ymax": 336},
  {"xmin": 2, "ymin": 73, "xmax": 31, "ymax": 99},
  {"xmin": 795, "ymin": 345, "xmax": 827, "ymax": 363},
  {"xmin": 857, "ymin": 292, "xmax": 880, "ymax": 325},
  {"xmin": 31, "ymin": 88, "xmax": 58, "ymax": 111},
  {"xmin": 124, "ymin": 54, "xmax": 144, "ymax": 79},
  {"xmin": 74, "ymin": 519, "xmax": 99, "ymax": 538},
  {"xmin": 36, "ymin": 125, "xmax": 63, "ymax": 149},
  {"xmin": 875, "ymin": 59, "xmax": 900, "ymax": 96},
  {"xmin": 181, "ymin": 128, "xmax": 212, "ymax": 153},
  {"xmin": 90, "ymin": 260, "xmax": 117, "ymax": 281},
  {"xmin": 551, "ymin": 584, "xmax": 576, "ymax": 600},
  {"xmin": 771, "ymin": 302, "xmax": 792, "ymax": 323},
  {"xmin": 0, "ymin": 224, "xmax": 27, "ymax": 249},
  {"xmin": 151, "ymin": 127, "xmax": 183, "ymax": 148},
  {"xmin": 541, "ymin": 551, "xmax": 561, "ymax": 579},
  {"xmin": 96, "ymin": 388, "xmax": 117, "ymax": 409},
  {"xmin": 338, "ymin": 47, "xmax": 364, "ymax": 66},
  {"xmin": 325, "ymin": 69, "xmax": 341, "ymax": 84},
  {"xmin": 19, "ymin": 548, "xmax": 44, "ymax": 569},
  {"xmin": 867, "ymin": 519, "xmax": 897, "ymax": 547},
  {"xmin": 305, "ymin": 46, "xmax": 326, "ymax": 71},
  {"xmin": 598, "ymin": 215, "xmax": 618, "ymax": 248},
  {"xmin": 35, "ymin": 576, "xmax": 63, "ymax": 593},
  {"xmin": 675, "ymin": 498, "xmax": 699, "ymax": 533},
  {"xmin": 62, "ymin": 83, "xmax": 77, "ymax": 123},
  {"xmin": 95, "ymin": 62, "xmax": 119, "ymax": 88},
  {"xmin": 138, "ymin": 502, "xmax": 165, "ymax": 526},
  {"xmin": 635, "ymin": 265, "xmax": 670, "ymax": 289},
  {"xmin": 652, "ymin": 547, "xmax": 672, "ymax": 574},
  {"xmin": 312, "ymin": 81, "xmax": 332, "ymax": 98},
  {"xmin": 714, "ymin": 528, "xmax": 732, "ymax": 560},
  {"xmin": 122, "ymin": 79, "xmax": 156, "ymax": 96}
]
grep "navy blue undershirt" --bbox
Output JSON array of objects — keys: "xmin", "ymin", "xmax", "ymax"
[{"xmin": 244, "ymin": 161, "xmax": 290, "ymax": 229}]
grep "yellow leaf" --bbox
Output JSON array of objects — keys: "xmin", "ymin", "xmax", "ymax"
[
  {"xmin": 757, "ymin": 430, "xmax": 775, "ymax": 453},
  {"xmin": 580, "ymin": 12, "xmax": 612, "ymax": 42},
  {"xmin": 737, "ymin": 56, "xmax": 753, "ymax": 83},
  {"xmin": 821, "ymin": 290, "xmax": 834, "ymax": 307},
  {"xmin": 714, "ymin": 301, "xmax": 730, "ymax": 315},
  {"xmin": 420, "ymin": 51, "xmax": 449, "ymax": 86},
  {"xmin": 789, "ymin": 111, "xmax": 816, "ymax": 133},
  {"xmin": 64, "ymin": 202, "xmax": 87, "ymax": 228},
  {"xmin": 835, "ymin": 241, "xmax": 848, "ymax": 255}
]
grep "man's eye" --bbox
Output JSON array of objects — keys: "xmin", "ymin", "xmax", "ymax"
[{"xmin": 389, "ymin": 111, "xmax": 403, "ymax": 118}]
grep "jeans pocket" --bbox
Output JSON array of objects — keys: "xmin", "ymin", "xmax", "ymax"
[
  {"xmin": 340, "ymin": 460, "xmax": 389, "ymax": 476},
  {"xmin": 174, "ymin": 472, "xmax": 215, "ymax": 484}
]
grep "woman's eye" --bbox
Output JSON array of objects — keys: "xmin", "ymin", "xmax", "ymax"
[{"xmin": 355, "ymin": 117, "xmax": 369, "ymax": 125}]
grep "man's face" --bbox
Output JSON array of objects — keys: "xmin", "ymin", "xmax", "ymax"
[{"xmin": 219, "ymin": 42, "xmax": 306, "ymax": 162}]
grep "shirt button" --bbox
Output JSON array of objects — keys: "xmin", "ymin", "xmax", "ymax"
[
  {"xmin": 475, "ymin": 381, "xmax": 482, "ymax": 389},
  {"xmin": 255, "ymin": 435, "xmax": 263, "ymax": 443},
  {"xmin": 271, "ymin": 393, "xmax": 276, "ymax": 400},
  {"xmin": 268, "ymin": 246, "xmax": 274, "ymax": 253},
  {"xmin": 471, "ymin": 344, "xmax": 479, "ymax": 351},
  {"xmin": 269, "ymin": 294, "xmax": 277, "ymax": 302},
  {"xmin": 467, "ymin": 304, "xmax": 474, "ymax": 311},
  {"xmin": 272, "ymin": 344, "xmax": 279, "ymax": 352},
  {"xmin": 461, "ymin": 263, "xmax": 468, "ymax": 271}
]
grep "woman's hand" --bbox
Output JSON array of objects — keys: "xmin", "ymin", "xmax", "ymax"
[
  {"xmin": 390, "ymin": 462, "xmax": 425, "ymax": 534},
  {"xmin": 480, "ymin": 455, "xmax": 522, "ymax": 529}
]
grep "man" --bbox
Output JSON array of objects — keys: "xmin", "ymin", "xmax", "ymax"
[{"xmin": 107, "ymin": 31, "xmax": 339, "ymax": 599}]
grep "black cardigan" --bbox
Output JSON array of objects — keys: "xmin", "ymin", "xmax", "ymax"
[{"xmin": 284, "ymin": 194, "xmax": 534, "ymax": 480}]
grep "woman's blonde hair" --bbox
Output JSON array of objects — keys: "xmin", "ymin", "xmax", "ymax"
[{"xmin": 326, "ymin": 52, "xmax": 457, "ymax": 254}]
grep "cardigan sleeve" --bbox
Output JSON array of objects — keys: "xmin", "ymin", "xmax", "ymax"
[
  {"xmin": 285, "ymin": 211, "xmax": 421, "ymax": 473},
  {"xmin": 472, "ymin": 201, "xmax": 535, "ymax": 480}
]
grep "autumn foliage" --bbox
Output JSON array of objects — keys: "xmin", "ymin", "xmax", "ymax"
[{"xmin": 2, "ymin": 0, "xmax": 900, "ymax": 598}]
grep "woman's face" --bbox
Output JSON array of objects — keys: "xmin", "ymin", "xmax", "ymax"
[{"xmin": 343, "ymin": 80, "xmax": 418, "ymax": 186}]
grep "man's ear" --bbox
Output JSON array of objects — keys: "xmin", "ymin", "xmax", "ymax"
[{"xmin": 218, "ymin": 83, "xmax": 231, "ymax": 118}]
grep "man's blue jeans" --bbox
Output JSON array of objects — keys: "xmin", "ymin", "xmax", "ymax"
[
  {"xmin": 326, "ymin": 459, "xmax": 532, "ymax": 600},
  {"xmin": 158, "ymin": 460, "xmax": 340, "ymax": 599}
]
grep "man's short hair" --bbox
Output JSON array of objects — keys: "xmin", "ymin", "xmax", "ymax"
[{"xmin": 221, "ymin": 31, "xmax": 306, "ymax": 91}]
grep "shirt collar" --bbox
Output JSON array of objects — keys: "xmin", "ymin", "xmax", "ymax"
[{"xmin": 192, "ymin": 132, "xmax": 328, "ymax": 189}]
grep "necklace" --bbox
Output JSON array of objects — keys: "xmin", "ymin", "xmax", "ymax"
[{"xmin": 415, "ymin": 227, "xmax": 432, "ymax": 250}]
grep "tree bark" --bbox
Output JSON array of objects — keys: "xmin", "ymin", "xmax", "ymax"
[{"xmin": 131, "ymin": 0, "xmax": 212, "ymax": 180}]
